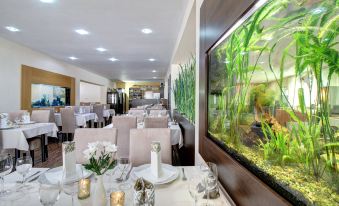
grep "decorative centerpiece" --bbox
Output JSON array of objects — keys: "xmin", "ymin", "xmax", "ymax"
[
  {"xmin": 150, "ymin": 141, "xmax": 162, "ymax": 178},
  {"xmin": 0, "ymin": 113, "xmax": 8, "ymax": 128},
  {"xmin": 83, "ymin": 141, "xmax": 117, "ymax": 206},
  {"xmin": 62, "ymin": 141, "xmax": 76, "ymax": 179}
]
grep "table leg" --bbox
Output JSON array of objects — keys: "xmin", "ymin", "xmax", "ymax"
[{"xmin": 40, "ymin": 135, "xmax": 46, "ymax": 162}]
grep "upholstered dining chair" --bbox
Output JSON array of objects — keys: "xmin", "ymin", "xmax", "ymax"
[
  {"xmin": 7, "ymin": 110, "xmax": 28, "ymax": 122},
  {"xmin": 31, "ymin": 110, "xmax": 50, "ymax": 123},
  {"xmin": 93, "ymin": 104, "xmax": 105, "ymax": 128},
  {"xmin": 60, "ymin": 108, "xmax": 76, "ymax": 141},
  {"xmin": 128, "ymin": 109, "xmax": 145, "ymax": 123},
  {"xmin": 112, "ymin": 116, "xmax": 137, "ymax": 158},
  {"xmin": 74, "ymin": 128, "xmax": 117, "ymax": 164},
  {"xmin": 129, "ymin": 128, "xmax": 172, "ymax": 166},
  {"xmin": 144, "ymin": 117, "xmax": 168, "ymax": 128}
]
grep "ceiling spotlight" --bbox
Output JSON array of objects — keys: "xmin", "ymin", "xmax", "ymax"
[
  {"xmin": 152, "ymin": 70, "xmax": 157, "ymax": 73},
  {"xmin": 69, "ymin": 56, "xmax": 78, "ymax": 60},
  {"xmin": 75, "ymin": 29, "xmax": 89, "ymax": 35},
  {"xmin": 5, "ymin": 26, "xmax": 20, "ymax": 32},
  {"xmin": 152, "ymin": 77, "xmax": 157, "ymax": 79},
  {"xmin": 96, "ymin": 47, "xmax": 107, "ymax": 52},
  {"xmin": 148, "ymin": 58, "xmax": 156, "ymax": 62},
  {"xmin": 141, "ymin": 28, "xmax": 153, "ymax": 34},
  {"xmin": 109, "ymin": 57, "xmax": 118, "ymax": 62},
  {"xmin": 40, "ymin": 0, "xmax": 55, "ymax": 3}
]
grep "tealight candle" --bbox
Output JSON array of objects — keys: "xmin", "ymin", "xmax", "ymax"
[
  {"xmin": 78, "ymin": 178, "xmax": 91, "ymax": 200},
  {"xmin": 110, "ymin": 191, "xmax": 125, "ymax": 206}
]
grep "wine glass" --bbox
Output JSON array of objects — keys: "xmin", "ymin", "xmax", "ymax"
[
  {"xmin": 61, "ymin": 170, "xmax": 78, "ymax": 206},
  {"xmin": 15, "ymin": 156, "xmax": 32, "ymax": 188},
  {"xmin": 200, "ymin": 162, "xmax": 218, "ymax": 206},
  {"xmin": 0, "ymin": 154, "xmax": 13, "ymax": 197},
  {"xmin": 117, "ymin": 158, "xmax": 131, "ymax": 190},
  {"xmin": 105, "ymin": 167, "xmax": 117, "ymax": 195},
  {"xmin": 188, "ymin": 177, "xmax": 205, "ymax": 206},
  {"xmin": 39, "ymin": 182, "xmax": 61, "ymax": 206}
]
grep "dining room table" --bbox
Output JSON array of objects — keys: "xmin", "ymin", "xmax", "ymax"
[
  {"xmin": 104, "ymin": 121, "xmax": 183, "ymax": 148},
  {"xmin": 54, "ymin": 112, "xmax": 98, "ymax": 128},
  {"xmin": 103, "ymin": 109, "xmax": 115, "ymax": 118},
  {"xmin": 2, "ymin": 166, "xmax": 234, "ymax": 206}
]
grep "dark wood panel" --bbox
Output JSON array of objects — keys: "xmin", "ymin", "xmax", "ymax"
[{"xmin": 199, "ymin": 0, "xmax": 291, "ymax": 205}]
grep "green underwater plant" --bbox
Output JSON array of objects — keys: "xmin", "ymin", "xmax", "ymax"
[{"xmin": 173, "ymin": 57, "xmax": 196, "ymax": 123}]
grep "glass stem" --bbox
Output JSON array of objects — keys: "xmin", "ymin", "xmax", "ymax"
[{"xmin": 0, "ymin": 176, "xmax": 4, "ymax": 194}]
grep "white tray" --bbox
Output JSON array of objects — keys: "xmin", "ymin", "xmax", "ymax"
[{"xmin": 131, "ymin": 164, "xmax": 179, "ymax": 185}]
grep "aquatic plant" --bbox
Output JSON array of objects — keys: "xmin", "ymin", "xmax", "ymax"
[{"xmin": 173, "ymin": 57, "xmax": 196, "ymax": 123}]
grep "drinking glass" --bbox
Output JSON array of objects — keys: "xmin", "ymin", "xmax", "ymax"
[
  {"xmin": 62, "ymin": 170, "xmax": 78, "ymax": 206},
  {"xmin": 15, "ymin": 156, "xmax": 32, "ymax": 188},
  {"xmin": 117, "ymin": 157, "xmax": 131, "ymax": 190},
  {"xmin": 105, "ymin": 168, "xmax": 117, "ymax": 195},
  {"xmin": 188, "ymin": 177, "xmax": 205, "ymax": 206},
  {"xmin": 200, "ymin": 162, "xmax": 218, "ymax": 206},
  {"xmin": 39, "ymin": 182, "xmax": 61, "ymax": 206},
  {"xmin": 0, "ymin": 154, "xmax": 13, "ymax": 197}
]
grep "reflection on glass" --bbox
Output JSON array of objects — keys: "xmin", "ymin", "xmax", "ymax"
[{"xmin": 207, "ymin": 0, "xmax": 338, "ymax": 205}]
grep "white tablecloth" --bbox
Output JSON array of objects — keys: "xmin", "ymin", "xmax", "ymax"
[
  {"xmin": 104, "ymin": 122, "xmax": 183, "ymax": 148},
  {"xmin": 103, "ymin": 109, "xmax": 115, "ymax": 118},
  {"xmin": 54, "ymin": 113, "xmax": 98, "ymax": 127},
  {"xmin": 2, "ymin": 166, "xmax": 232, "ymax": 206},
  {"xmin": 0, "ymin": 123, "xmax": 58, "ymax": 151}
]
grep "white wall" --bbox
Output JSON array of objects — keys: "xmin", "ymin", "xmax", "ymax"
[
  {"xmin": 0, "ymin": 37, "xmax": 113, "ymax": 112},
  {"xmin": 80, "ymin": 81, "xmax": 105, "ymax": 103}
]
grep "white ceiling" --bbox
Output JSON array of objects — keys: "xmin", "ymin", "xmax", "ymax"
[{"xmin": 0, "ymin": 0, "xmax": 190, "ymax": 81}]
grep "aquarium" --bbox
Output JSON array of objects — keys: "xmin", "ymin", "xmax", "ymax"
[
  {"xmin": 207, "ymin": 0, "xmax": 338, "ymax": 205},
  {"xmin": 31, "ymin": 84, "xmax": 67, "ymax": 108}
]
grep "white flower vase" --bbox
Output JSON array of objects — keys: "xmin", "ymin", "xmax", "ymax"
[{"xmin": 93, "ymin": 175, "xmax": 107, "ymax": 206}]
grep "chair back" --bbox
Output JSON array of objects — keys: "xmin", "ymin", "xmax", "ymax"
[
  {"xmin": 149, "ymin": 110, "xmax": 167, "ymax": 117},
  {"xmin": 7, "ymin": 110, "xmax": 28, "ymax": 122},
  {"xmin": 129, "ymin": 128, "xmax": 172, "ymax": 166},
  {"xmin": 93, "ymin": 104, "xmax": 104, "ymax": 123},
  {"xmin": 144, "ymin": 117, "xmax": 168, "ymax": 128},
  {"xmin": 40, "ymin": 108, "xmax": 56, "ymax": 123},
  {"xmin": 31, "ymin": 110, "xmax": 50, "ymax": 123},
  {"xmin": 112, "ymin": 116, "xmax": 137, "ymax": 158},
  {"xmin": 74, "ymin": 128, "xmax": 117, "ymax": 164},
  {"xmin": 60, "ymin": 108, "xmax": 76, "ymax": 133},
  {"xmin": 79, "ymin": 106, "xmax": 91, "ymax": 114},
  {"xmin": 128, "ymin": 109, "xmax": 145, "ymax": 123}
]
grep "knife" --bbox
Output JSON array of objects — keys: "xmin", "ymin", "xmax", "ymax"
[{"xmin": 124, "ymin": 166, "xmax": 133, "ymax": 180}]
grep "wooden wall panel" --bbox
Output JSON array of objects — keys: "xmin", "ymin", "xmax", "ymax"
[
  {"xmin": 21, "ymin": 65, "xmax": 75, "ymax": 111},
  {"xmin": 199, "ymin": 0, "xmax": 291, "ymax": 205}
]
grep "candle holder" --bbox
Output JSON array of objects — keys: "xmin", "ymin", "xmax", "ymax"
[
  {"xmin": 78, "ymin": 178, "xmax": 91, "ymax": 200},
  {"xmin": 110, "ymin": 191, "xmax": 125, "ymax": 206}
]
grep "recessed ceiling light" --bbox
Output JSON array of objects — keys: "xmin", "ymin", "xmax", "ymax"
[
  {"xmin": 75, "ymin": 29, "xmax": 89, "ymax": 35},
  {"xmin": 148, "ymin": 58, "xmax": 156, "ymax": 62},
  {"xmin": 96, "ymin": 47, "xmax": 107, "ymax": 52},
  {"xmin": 152, "ymin": 70, "xmax": 157, "ymax": 73},
  {"xmin": 152, "ymin": 77, "xmax": 157, "ymax": 79},
  {"xmin": 40, "ymin": 0, "xmax": 55, "ymax": 3},
  {"xmin": 69, "ymin": 56, "xmax": 78, "ymax": 60},
  {"xmin": 5, "ymin": 26, "xmax": 20, "ymax": 32},
  {"xmin": 141, "ymin": 28, "xmax": 152, "ymax": 34},
  {"xmin": 109, "ymin": 57, "xmax": 118, "ymax": 62}
]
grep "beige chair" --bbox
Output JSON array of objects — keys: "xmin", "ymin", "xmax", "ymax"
[
  {"xmin": 129, "ymin": 128, "xmax": 172, "ymax": 166},
  {"xmin": 31, "ymin": 110, "xmax": 50, "ymax": 123},
  {"xmin": 60, "ymin": 108, "xmax": 76, "ymax": 141},
  {"xmin": 144, "ymin": 117, "xmax": 168, "ymax": 128},
  {"xmin": 112, "ymin": 116, "xmax": 137, "ymax": 158},
  {"xmin": 7, "ymin": 110, "xmax": 28, "ymax": 122},
  {"xmin": 80, "ymin": 106, "xmax": 91, "ymax": 114},
  {"xmin": 93, "ymin": 104, "xmax": 105, "ymax": 128},
  {"xmin": 128, "ymin": 109, "xmax": 145, "ymax": 123},
  {"xmin": 74, "ymin": 128, "xmax": 117, "ymax": 164}
]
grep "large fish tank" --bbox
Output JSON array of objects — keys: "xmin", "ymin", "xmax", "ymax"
[{"xmin": 207, "ymin": 0, "xmax": 338, "ymax": 205}]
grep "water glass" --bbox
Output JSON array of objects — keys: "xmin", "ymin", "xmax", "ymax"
[
  {"xmin": 200, "ymin": 162, "xmax": 218, "ymax": 206},
  {"xmin": 0, "ymin": 154, "xmax": 13, "ymax": 197},
  {"xmin": 16, "ymin": 156, "xmax": 32, "ymax": 187},
  {"xmin": 117, "ymin": 158, "xmax": 131, "ymax": 190},
  {"xmin": 39, "ymin": 182, "xmax": 61, "ymax": 206},
  {"xmin": 62, "ymin": 171, "xmax": 78, "ymax": 206},
  {"xmin": 188, "ymin": 177, "xmax": 205, "ymax": 206}
]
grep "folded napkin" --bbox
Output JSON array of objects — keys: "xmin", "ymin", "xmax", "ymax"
[
  {"xmin": 134, "ymin": 165, "xmax": 176, "ymax": 184},
  {"xmin": 134, "ymin": 178, "xmax": 155, "ymax": 206}
]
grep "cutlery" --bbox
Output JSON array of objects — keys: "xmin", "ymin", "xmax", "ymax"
[
  {"xmin": 182, "ymin": 168, "xmax": 187, "ymax": 181},
  {"xmin": 16, "ymin": 171, "xmax": 40, "ymax": 183},
  {"xmin": 28, "ymin": 168, "xmax": 51, "ymax": 182},
  {"xmin": 115, "ymin": 165, "xmax": 128, "ymax": 182},
  {"xmin": 124, "ymin": 167, "xmax": 133, "ymax": 180}
]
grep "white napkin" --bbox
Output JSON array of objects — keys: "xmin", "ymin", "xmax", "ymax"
[{"xmin": 134, "ymin": 165, "xmax": 177, "ymax": 184}]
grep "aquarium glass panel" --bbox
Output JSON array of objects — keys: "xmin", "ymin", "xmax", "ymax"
[
  {"xmin": 31, "ymin": 84, "xmax": 66, "ymax": 107},
  {"xmin": 207, "ymin": 0, "xmax": 338, "ymax": 205}
]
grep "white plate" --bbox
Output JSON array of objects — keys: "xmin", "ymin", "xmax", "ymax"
[
  {"xmin": 0, "ymin": 125, "xmax": 18, "ymax": 130},
  {"xmin": 16, "ymin": 121, "xmax": 36, "ymax": 125},
  {"xmin": 38, "ymin": 164, "xmax": 92, "ymax": 184},
  {"xmin": 131, "ymin": 164, "xmax": 179, "ymax": 185}
]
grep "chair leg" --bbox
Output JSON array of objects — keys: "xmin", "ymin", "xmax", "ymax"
[
  {"xmin": 44, "ymin": 144, "xmax": 48, "ymax": 159},
  {"xmin": 30, "ymin": 150, "xmax": 35, "ymax": 167},
  {"xmin": 40, "ymin": 135, "xmax": 46, "ymax": 162}
]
